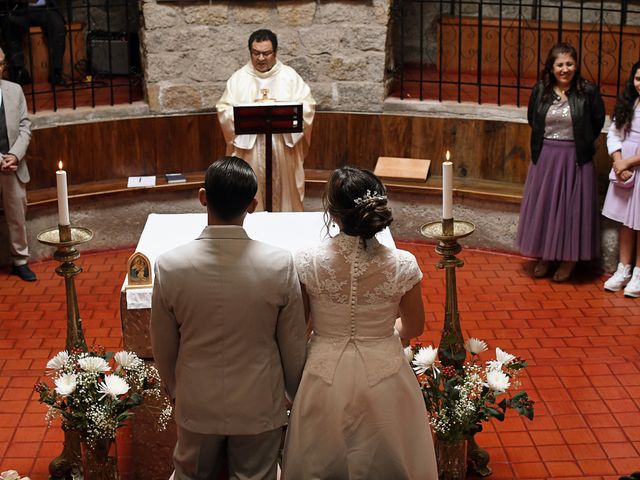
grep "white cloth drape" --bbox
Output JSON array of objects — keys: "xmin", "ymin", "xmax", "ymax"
[{"xmin": 123, "ymin": 212, "xmax": 395, "ymax": 309}]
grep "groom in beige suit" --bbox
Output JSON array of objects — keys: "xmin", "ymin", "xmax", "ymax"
[
  {"xmin": 151, "ymin": 156, "xmax": 306, "ymax": 480},
  {"xmin": 0, "ymin": 48, "xmax": 34, "ymax": 281}
]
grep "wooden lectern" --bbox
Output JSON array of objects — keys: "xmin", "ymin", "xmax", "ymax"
[{"xmin": 233, "ymin": 103, "xmax": 304, "ymax": 211}]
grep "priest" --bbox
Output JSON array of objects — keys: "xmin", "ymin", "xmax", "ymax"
[{"xmin": 216, "ymin": 29, "xmax": 315, "ymax": 212}]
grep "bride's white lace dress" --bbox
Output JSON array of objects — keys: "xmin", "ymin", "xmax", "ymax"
[{"xmin": 281, "ymin": 232, "xmax": 437, "ymax": 479}]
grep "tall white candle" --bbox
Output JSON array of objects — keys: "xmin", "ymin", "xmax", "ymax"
[
  {"xmin": 56, "ymin": 161, "xmax": 70, "ymax": 226},
  {"xmin": 442, "ymin": 151, "xmax": 453, "ymax": 220}
]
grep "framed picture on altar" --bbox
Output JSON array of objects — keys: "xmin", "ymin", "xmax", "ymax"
[{"xmin": 126, "ymin": 252, "xmax": 152, "ymax": 289}]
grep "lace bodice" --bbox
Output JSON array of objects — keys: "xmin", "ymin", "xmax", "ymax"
[{"xmin": 295, "ymin": 233, "xmax": 423, "ymax": 386}]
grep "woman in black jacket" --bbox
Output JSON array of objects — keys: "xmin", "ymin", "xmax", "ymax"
[{"xmin": 516, "ymin": 42, "xmax": 605, "ymax": 282}]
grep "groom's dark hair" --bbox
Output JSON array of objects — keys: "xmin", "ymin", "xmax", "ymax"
[{"xmin": 205, "ymin": 156, "xmax": 257, "ymax": 221}]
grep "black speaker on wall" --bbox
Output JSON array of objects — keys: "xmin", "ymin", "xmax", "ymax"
[{"xmin": 87, "ymin": 31, "xmax": 140, "ymax": 76}]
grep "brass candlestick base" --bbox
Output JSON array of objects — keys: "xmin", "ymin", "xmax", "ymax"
[
  {"xmin": 48, "ymin": 428, "xmax": 82, "ymax": 480},
  {"xmin": 421, "ymin": 218, "xmax": 490, "ymax": 477},
  {"xmin": 37, "ymin": 224, "xmax": 93, "ymax": 479},
  {"xmin": 420, "ymin": 219, "xmax": 475, "ymax": 369}
]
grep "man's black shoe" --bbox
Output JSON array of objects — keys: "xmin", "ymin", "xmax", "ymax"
[
  {"xmin": 12, "ymin": 264, "xmax": 36, "ymax": 282},
  {"xmin": 11, "ymin": 67, "xmax": 32, "ymax": 86}
]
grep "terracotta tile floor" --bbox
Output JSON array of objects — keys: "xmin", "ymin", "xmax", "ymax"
[{"xmin": 0, "ymin": 242, "xmax": 639, "ymax": 479}]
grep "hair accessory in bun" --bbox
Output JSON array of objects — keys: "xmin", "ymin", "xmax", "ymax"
[{"xmin": 353, "ymin": 189, "xmax": 387, "ymax": 206}]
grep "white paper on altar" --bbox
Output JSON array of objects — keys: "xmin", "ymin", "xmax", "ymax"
[{"xmin": 124, "ymin": 212, "xmax": 396, "ymax": 310}]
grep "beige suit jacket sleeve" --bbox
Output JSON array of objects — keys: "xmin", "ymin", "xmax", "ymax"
[
  {"xmin": 276, "ymin": 253, "xmax": 307, "ymax": 401},
  {"xmin": 3, "ymin": 81, "xmax": 31, "ymax": 162},
  {"xmin": 150, "ymin": 261, "xmax": 179, "ymax": 399},
  {"xmin": 0, "ymin": 80, "xmax": 31, "ymax": 184}
]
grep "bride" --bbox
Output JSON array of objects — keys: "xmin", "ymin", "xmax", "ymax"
[{"xmin": 281, "ymin": 166, "xmax": 437, "ymax": 479}]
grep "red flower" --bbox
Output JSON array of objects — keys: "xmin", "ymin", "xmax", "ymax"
[
  {"xmin": 442, "ymin": 365, "xmax": 457, "ymax": 378},
  {"xmin": 34, "ymin": 382, "xmax": 47, "ymax": 393}
]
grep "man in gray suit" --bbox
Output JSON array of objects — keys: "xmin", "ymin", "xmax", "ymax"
[
  {"xmin": 0, "ymin": 48, "xmax": 34, "ymax": 281},
  {"xmin": 151, "ymin": 156, "xmax": 306, "ymax": 480}
]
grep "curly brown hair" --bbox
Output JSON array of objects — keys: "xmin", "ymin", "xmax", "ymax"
[
  {"xmin": 323, "ymin": 166, "xmax": 393, "ymax": 243},
  {"xmin": 612, "ymin": 60, "xmax": 640, "ymax": 133}
]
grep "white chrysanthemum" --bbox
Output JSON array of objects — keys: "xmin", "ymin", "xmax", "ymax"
[
  {"xmin": 464, "ymin": 338, "xmax": 488, "ymax": 355},
  {"xmin": 1, "ymin": 470, "xmax": 21, "ymax": 480},
  {"xmin": 486, "ymin": 360, "xmax": 500, "ymax": 371},
  {"xmin": 487, "ymin": 347, "xmax": 517, "ymax": 371},
  {"xmin": 54, "ymin": 373, "xmax": 77, "ymax": 396},
  {"xmin": 486, "ymin": 369, "xmax": 511, "ymax": 394},
  {"xmin": 78, "ymin": 356, "xmax": 110, "ymax": 374},
  {"xmin": 114, "ymin": 351, "xmax": 141, "ymax": 369},
  {"xmin": 46, "ymin": 351, "xmax": 69, "ymax": 370},
  {"xmin": 97, "ymin": 375, "xmax": 130, "ymax": 400},
  {"xmin": 495, "ymin": 347, "xmax": 516, "ymax": 365},
  {"xmin": 412, "ymin": 345, "xmax": 438, "ymax": 375},
  {"xmin": 403, "ymin": 346, "xmax": 414, "ymax": 363}
]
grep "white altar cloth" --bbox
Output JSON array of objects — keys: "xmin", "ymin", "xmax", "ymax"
[{"xmin": 124, "ymin": 212, "xmax": 396, "ymax": 310}]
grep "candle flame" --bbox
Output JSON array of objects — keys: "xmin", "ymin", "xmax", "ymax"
[
  {"xmin": 58, "ymin": 161, "xmax": 63, "ymax": 170},
  {"xmin": 445, "ymin": 150, "xmax": 450, "ymax": 162}
]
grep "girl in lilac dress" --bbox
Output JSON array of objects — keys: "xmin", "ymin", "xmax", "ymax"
[{"xmin": 603, "ymin": 60, "xmax": 640, "ymax": 297}]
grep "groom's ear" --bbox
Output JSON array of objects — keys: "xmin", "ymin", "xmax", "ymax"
[
  {"xmin": 198, "ymin": 188, "xmax": 207, "ymax": 207},
  {"xmin": 247, "ymin": 198, "xmax": 258, "ymax": 214}
]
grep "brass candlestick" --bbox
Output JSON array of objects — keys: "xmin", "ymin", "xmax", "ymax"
[
  {"xmin": 420, "ymin": 218, "xmax": 475, "ymax": 368},
  {"xmin": 37, "ymin": 223, "xmax": 93, "ymax": 480},
  {"xmin": 421, "ymin": 218, "xmax": 491, "ymax": 477}
]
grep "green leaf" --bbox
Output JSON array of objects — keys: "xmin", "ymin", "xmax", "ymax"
[
  {"xmin": 484, "ymin": 406, "xmax": 505, "ymax": 422},
  {"xmin": 511, "ymin": 391, "xmax": 527, "ymax": 401}
]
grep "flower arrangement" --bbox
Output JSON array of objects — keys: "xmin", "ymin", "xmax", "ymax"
[
  {"xmin": 35, "ymin": 348, "xmax": 172, "ymax": 447},
  {"xmin": 0, "ymin": 471, "xmax": 30, "ymax": 480},
  {"xmin": 409, "ymin": 338, "xmax": 534, "ymax": 443}
]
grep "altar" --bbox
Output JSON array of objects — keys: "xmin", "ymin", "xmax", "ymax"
[
  {"xmin": 119, "ymin": 212, "xmax": 395, "ymax": 478},
  {"xmin": 121, "ymin": 212, "xmax": 395, "ymax": 353}
]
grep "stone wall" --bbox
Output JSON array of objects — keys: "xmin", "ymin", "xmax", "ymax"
[{"xmin": 140, "ymin": 0, "xmax": 393, "ymax": 113}]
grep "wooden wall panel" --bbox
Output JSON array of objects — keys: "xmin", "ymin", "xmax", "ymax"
[
  {"xmin": 26, "ymin": 127, "xmax": 61, "ymax": 190},
  {"xmin": 305, "ymin": 113, "xmax": 348, "ymax": 171},
  {"xmin": 26, "ymin": 114, "xmax": 221, "ymax": 190},
  {"xmin": 409, "ymin": 117, "xmax": 456, "ymax": 170},
  {"xmin": 477, "ymin": 121, "xmax": 504, "ymax": 181},
  {"xmin": 503, "ymin": 125, "xmax": 530, "ymax": 182},
  {"xmin": 24, "ymin": 110, "xmax": 610, "ymax": 196},
  {"xmin": 380, "ymin": 115, "xmax": 413, "ymax": 159},
  {"xmin": 198, "ymin": 115, "xmax": 227, "ymax": 166},
  {"xmin": 346, "ymin": 114, "xmax": 383, "ymax": 169}
]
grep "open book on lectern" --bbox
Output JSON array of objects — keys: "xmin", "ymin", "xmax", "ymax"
[
  {"xmin": 232, "ymin": 102, "xmax": 304, "ymax": 135},
  {"xmin": 232, "ymin": 102, "xmax": 303, "ymax": 211}
]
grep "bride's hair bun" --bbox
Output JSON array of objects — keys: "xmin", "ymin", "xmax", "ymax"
[{"xmin": 324, "ymin": 166, "xmax": 393, "ymax": 240}]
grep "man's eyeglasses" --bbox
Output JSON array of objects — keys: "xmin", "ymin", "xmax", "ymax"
[{"xmin": 251, "ymin": 50, "xmax": 274, "ymax": 59}]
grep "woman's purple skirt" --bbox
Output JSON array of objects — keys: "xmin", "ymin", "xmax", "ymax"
[{"xmin": 516, "ymin": 138, "xmax": 600, "ymax": 261}]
